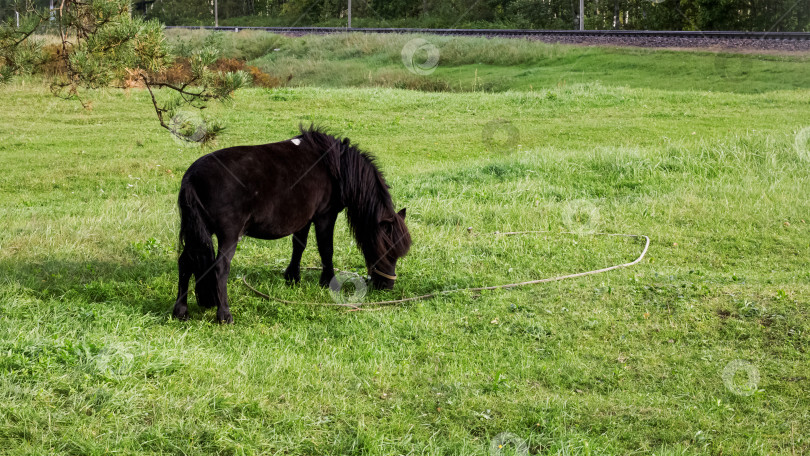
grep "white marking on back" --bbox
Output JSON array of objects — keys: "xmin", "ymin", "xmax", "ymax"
[{"xmin": 291, "ymin": 138, "xmax": 301, "ymax": 146}]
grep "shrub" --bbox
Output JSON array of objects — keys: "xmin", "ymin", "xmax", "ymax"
[
  {"xmin": 40, "ymin": 43, "xmax": 68, "ymax": 77},
  {"xmin": 213, "ymin": 57, "xmax": 246, "ymax": 73},
  {"xmin": 246, "ymin": 65, "xmax": 281, "ymax": 88}
]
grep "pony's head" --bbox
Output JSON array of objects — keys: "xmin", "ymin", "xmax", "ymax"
[
  {"xmin": 367, "ymin": 207, "xmax": 411, "ymax": 290},
  {"xmin": 298, "ymin": 126, "xmax": 412, "ymax": 290}
]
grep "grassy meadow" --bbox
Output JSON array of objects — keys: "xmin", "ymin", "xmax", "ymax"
[
  {"xmin": 166, "ymin": 29, "xmax": 810, "ymax": 93},
  {"xmin": 1, "ymin": 33, "xmax": 809, "ymax": 454}
]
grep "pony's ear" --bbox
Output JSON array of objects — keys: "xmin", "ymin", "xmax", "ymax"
[{"xmin": 397, "ymin": 208, "xmax": 407, "ymax": 219}]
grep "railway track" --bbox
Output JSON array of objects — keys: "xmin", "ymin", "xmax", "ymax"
[{"xmin": 165, "ymin": 26, "xmax": 810, "ymax": 41}]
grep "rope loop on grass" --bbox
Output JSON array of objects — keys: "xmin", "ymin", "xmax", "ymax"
[{"xmin": 241, "ymin": 230, "xmax": 650, "ymax": 311}]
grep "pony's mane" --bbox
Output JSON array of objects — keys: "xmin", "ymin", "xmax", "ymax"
[{"xmin": 297, "ymin": 126, "xmax": 411, "ymax": 262}]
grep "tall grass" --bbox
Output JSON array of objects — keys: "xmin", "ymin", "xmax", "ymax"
[
  {"xmin": 168, "ymin": 29, "xmax": 289, "ymax": 61},
  {"xmin": 164, "ymin": 30, "xmax": 810, "ymax": 93}
]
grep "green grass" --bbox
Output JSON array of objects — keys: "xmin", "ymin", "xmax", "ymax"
[
  {"xmin": 166, "ymin": 30, "xmax": 810, "ymax": 93},
  {"xmin": 1, "ymin": 36, "xmax": 810, "ymax": 454}
]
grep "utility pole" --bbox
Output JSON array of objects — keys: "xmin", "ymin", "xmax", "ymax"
[
  {"xmin": 15, "ymin": 10, "xmax": 19, "ymax": 27},
  {"xmin": 214, "ymin": 0, "xmax": 218, "ymax": 27},
  {"xmin": 347, "ymin": 0, "xmax": 351, "ymax": 28},
  {"xmin": 579, "ymin": 0, "xmax": 584, "ymax": 30}
]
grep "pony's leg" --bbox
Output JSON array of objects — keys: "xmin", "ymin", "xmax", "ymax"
[
  {"xmin": 314, "ymin": 214, "xmax": 338, "ymax": 287},
  {"xmin": 172, "ymin": 249, "xmax": 193, "ymax": 320},
  {"xmin": 283, "ymin": 222, "xmax": 311, "ymax": 284},
  {"xmin": 213, "ymin": 235, "xmax": 239, "ymax": 324}
]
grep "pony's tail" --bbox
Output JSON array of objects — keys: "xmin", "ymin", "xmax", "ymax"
[{"xmin": 178, "ymin": 180, "xmax": 217, "ymax": 308}]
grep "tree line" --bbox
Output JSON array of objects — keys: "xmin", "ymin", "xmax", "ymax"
[
  {"xmin": 158, "ymin": 0, "xmax": 807, "ymax": 31},
  {"xmin": 2, "ymin": 0, "xmax": 808, "ymax": 31}
]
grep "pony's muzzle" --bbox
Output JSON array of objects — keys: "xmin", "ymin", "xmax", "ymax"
[
  {"xmin": 370, "ymin": 268, "xmax": 396, "ymax": 290},
  {"xmin": 370, "ymin": 277, "xmax": 395, "ymax": 290}
]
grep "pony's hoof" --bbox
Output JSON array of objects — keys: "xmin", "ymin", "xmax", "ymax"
[
  {"xmin": 172, "ymin": 308, "xmax": 189, "ymax": 321},
  {"xmin": 319, "ymin": 275, "xmax": 335, "ymax": 288},
  {"xmin": 217, "ymin": 310, "xmax": 233, "ymax": 324},
  {"xmin": 283, "ymin": 268, "xmax": 301, "ymax": 284}
]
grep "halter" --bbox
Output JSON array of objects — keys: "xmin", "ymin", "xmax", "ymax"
[{"xmin": 371, "ymin": 268, "xmax": 397, "ymax": 280}]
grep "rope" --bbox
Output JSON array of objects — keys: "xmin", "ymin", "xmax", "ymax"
[{"xmin": 241, "ymin": 230, "xmax": 650, "ymax": 311}]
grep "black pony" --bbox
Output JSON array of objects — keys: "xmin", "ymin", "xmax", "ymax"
[{"xmin": 173, "ymin": 126, "xmax": 411, "ymax": 323}]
